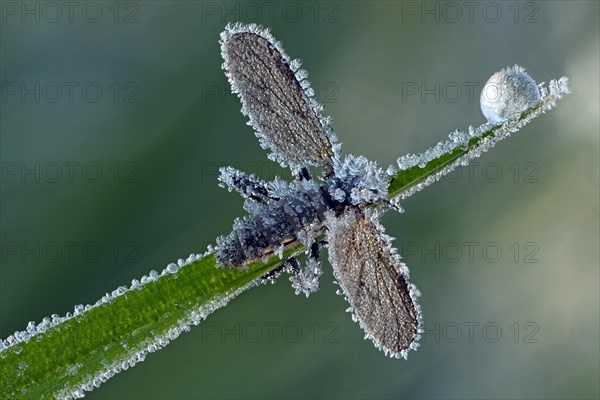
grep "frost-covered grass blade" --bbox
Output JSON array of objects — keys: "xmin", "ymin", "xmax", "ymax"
[{"xmin": 0, "ymin": 246, "xmax": 303, "ymax": 399}]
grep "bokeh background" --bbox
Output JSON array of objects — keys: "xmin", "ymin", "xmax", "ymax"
[{"xmin": 1, "ymin": 1, "xmax": 598, "ymax": 398}]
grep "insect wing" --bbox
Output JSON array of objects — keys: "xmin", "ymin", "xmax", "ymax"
[
  {"xmin": 220, "ymin": 23, "xmax": 336, "ymax": 170},
  {"xmin": 326, "ymin": 209, "xmax": 422, "ymax": 358}
]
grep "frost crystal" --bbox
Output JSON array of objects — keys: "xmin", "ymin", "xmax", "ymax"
[
  {"xmin": 220, "ymin": 22, "xmax": 338, "ymax": 170},
  {"xmin": 330, "ymin": 154, "xmax": 389, "ymax": 206},
  {"xmin": 480, "ymin": 65, "xmax": 541, "ymax": 125},
  {"xmin": 325, "ymin": 209, "xmax": 422, "ymax": 359},
  {"xmin": 290, "ymin": 256, "xmax": 323, "ymax": 297},
  {"xmin": 218, "ymin": 166, "xmax": 269, "ymax": 203}
]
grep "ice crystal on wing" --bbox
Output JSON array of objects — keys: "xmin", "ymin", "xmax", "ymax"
[
  {"xmin": 480, "ymin": 65, "xmax": 541, "ymax": 125},
  {"xmin": 220, "ymin": 22, "xmax": 337, "ymax": 170},
  {"xmin": 325, "ymin": 209, "xmax": 422, "ymax": 358}
]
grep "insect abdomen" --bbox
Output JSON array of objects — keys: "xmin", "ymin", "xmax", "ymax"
[{"xmin": 216, "ymin": 185, "xmax": 328, "ymax": 268}]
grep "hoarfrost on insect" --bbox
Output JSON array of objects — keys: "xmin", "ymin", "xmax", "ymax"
[
  {"xmin": 214, "ymin": 22, "xmax": 569, "ymax": 361},
  {"xmin": 290, "ymin": 256, "xmax": 323, "ymax": 297},
  {"xmin": 216, "ymin": 22, "xmax": 421, "ymax": 358},
  {"xmin": 480, "ymin": 65, "xmax": 541, "ymax": 125}
]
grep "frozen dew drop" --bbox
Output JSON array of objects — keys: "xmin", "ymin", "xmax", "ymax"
[
  {"xmin": 166, "ymin": 263, "xmax": 178, "ymax": 274},
  {"xmin": 26, "ymin": 321, "xmax": 37, "ymax": 333},
  {"xmin": 480, "ymin": 65, "xmax": 541, "ymax": 125}
]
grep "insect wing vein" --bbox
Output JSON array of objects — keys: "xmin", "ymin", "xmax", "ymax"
[
  {"xmin": 220, "ymin": 23, "xmax": 335, "ymax": 170},
  {"xmin": 326, "ymin": 209, "xmax": 422, "ymax": 358}
]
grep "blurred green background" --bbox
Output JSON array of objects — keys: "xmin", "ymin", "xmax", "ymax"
[{"xmin": 1, "ymin": 1, "xmax": 598, "ymax": 399}]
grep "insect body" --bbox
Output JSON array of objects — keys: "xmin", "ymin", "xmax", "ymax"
[
  {"xmin": 215, "ymin": 23, "xmax": 422, "ymax": 359},
  {"xmin": 217, "ymin": 166, "xmax": 331, "ymax": 268}
]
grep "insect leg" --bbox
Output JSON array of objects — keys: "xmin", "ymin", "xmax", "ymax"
[
  {"xmin": 283, "ymin": 257, "xmax": 300, "ymax": 275},
  {"xmin": 288, "ymin": 240, "xmax": 323, "ymax": 297},
  {"xmin": 218, "ymin": 166, "xmax": 271, "ymax": 203},
  {"xmin": 298, "ymin": 167, "xmax": 312, "ymax": 181}
]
